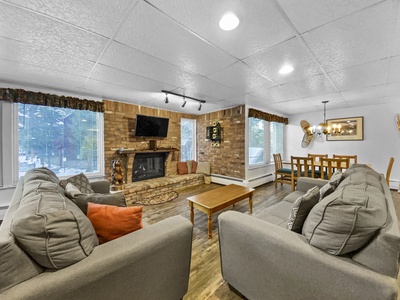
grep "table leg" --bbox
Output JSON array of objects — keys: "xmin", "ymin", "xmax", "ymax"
[
  {"xmin": 249, "ymin": 192, "xmax": 253, "ymax": 214},
  {"xmin": 208, "ymin": 212, "xmax": 212, "ymax": 239},
  {"xmin": 189, "ymin": 202, "xmax": 194, "ymax": 224}
]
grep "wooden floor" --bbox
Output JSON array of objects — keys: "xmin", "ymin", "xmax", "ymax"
[{"xmin": 141, "ymin": 182, "xmax": 400, "ymax": 300}]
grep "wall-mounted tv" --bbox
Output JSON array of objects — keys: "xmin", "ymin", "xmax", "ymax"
[{"xmin": 135, "ymin": 114, "xmax": 169, "ymax": 138}]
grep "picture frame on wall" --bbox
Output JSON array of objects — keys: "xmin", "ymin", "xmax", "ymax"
[{"xmin": 326, "ymin": 116, "xmax": 364, "ymax": 141}]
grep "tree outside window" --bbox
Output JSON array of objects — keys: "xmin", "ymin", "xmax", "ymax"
[{"xmin": 181, "ymin": 119, "xmax": 196, "ymax": 162}]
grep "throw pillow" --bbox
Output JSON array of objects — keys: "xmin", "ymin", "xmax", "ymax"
[
  {"xmin": 192, "ymin": 161, "xmax": 198, "ymax": 173},
  {"xmin": 287, "ymin": 186, "xmax": 319, "ymax": 233},
  {"xmin": 65, "ymin": 182, "xmax": 84, "ymax": 198},
  {"xmin": 186, "ymin": 160, "xmax": 193, "ymax": 173},
  {"xmin": 87, "ymin": 203, "xmax": 143, "ymax": 244},
  {"xmin": 319, "ymin": 182, "xmax": 334, "ymax": 201},
  {"xmin": 59, "ymin": 173, "xmax": 95, "ymax": 194},
  {"xmin": 302, "ymin": 183, "xmax": 387, "ymax": 255},
  {"xmin": 328, "ymin": 170, "xmax": 343, "ymax": 188},
  {"xmin": 196, "ymin": 162, "xmax": 211, "ymax": 175},
  {"xmin": 177, "ymin": 162, "xmax": 188, "ymax": 175},
  {"xmin": 71, "ymin": 193, "xmax": 127, "ymax": 215}
]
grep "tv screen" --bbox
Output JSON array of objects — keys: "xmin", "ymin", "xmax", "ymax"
[{"xmin": 135, "ymin": 114, "xmax": 169, "ymax": 138}]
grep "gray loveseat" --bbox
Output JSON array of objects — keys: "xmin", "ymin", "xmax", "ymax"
[
  {"xmin": 0, "ymin": 168, "xmax": 193, "ymax": 300},
  {"xmin": 218, "ymin": 164, "xmax": 400, "ymax": 300}
]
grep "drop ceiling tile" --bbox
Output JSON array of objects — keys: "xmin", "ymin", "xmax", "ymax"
[
  {"xmin": 387, "ymin": 55, "xmax": 400, "ymax": 83},
  {"xmin": 384, "ymin": 82, "xmax": 400, "ymax": 97},
  {"xmin": 346, "ymin": 98, "xmax": 383, "ymax": 107},
  {"xmin": 147, "ymin": 0, "xmax": 295, "ymax": 59},
  {"xmin": 341, "ymin": 85, "xmax": 385, "ymax": 102},
  {"xmin": 328, "ymin": 59, "xmax": 389, "ymax": 91},
  {"xmin": 4, "ymin": 0, "xmax": 134, "ymax": 37},
  {"xmin": 115, "ymin": 1, "xmax": 236, "ymax": 76},
  {"xmin": 277, "ymin": 0, "xmax": 382, "ymax": 34},
  {"xmin": 282, "ymin": 74, "xmax": 336, "ymax": 99},
  {"xmin": 0, "ymin": 37, "xmax": 95, "ymax": 77},
  {"xmin": 244, "ymin": 38, "xmax": 323, "ymax": 85},
  {"xmin": 182, "ymin": 77, "xmax": 239, "ymax": 100},
  {"xmin": 303, "ymin": 1, "xmax": 395, "ymax": 72},
  {"xmin": 303, "ymin": 92, "xmax": 345, "ymax": 106},
  {"xmin": 391, "ymin": 6, "xmax": 400, "ymax": 56},
  {"xmin": 90, "ymin": 65, "xmax": 176, "ymax": 93},
  {"xmin": 207, "ymin": 62, "xmax": 273, "ymax": 93},
  {"xmin": 249, "ymin": 84, "xmax": 297, "ymax": 104},
  {"xmin": 100, "ymin": 42, "xmax": 201, "ymax": 88},
  {"xmin": 0, "ymin": 2, "xmax": 108, "ymax": 61}
]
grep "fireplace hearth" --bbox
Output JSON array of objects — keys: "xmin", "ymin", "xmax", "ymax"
[{"xmin": 132, "ymin": 152, "xmax": 166, "ymax": 182}]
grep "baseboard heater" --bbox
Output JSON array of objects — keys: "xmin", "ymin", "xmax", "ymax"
[
  {"xmin": 210, "ymin": 174, "xmax": 243, "ymax": 182},
  {"xmin": 0, "ymin": 205, "xmax": 8, "ymax": 210},
  {"xmin": 248, "ymin": 173, "xmax": 273, "ymax": 182}
]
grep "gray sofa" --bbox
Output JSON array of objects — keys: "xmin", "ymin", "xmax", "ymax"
[
  {"xmin": 0, "ymin": 168, "xmax": 193, "ymax": 300},
  {"xmin": 218, "ymin": 164, "xmax": 400, "ymax": 300}
]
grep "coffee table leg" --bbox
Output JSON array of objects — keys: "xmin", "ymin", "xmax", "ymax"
[
  {"xmin": 249, "ymin": 192, "xmax": 253, "ymax": 214},
  {"xmin": 208, "ymin": 212, "xmax": 212, "ymax": 239},
  {"xmin": 189, "ymin": 202, "xmax": 194, "ymax": 224}
]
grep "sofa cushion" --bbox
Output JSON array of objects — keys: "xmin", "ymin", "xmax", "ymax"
[
  {"xmin": 59, "ymin": 173, "xmax": 95, "ymax": 194},
  {"xmin": 177, "ymin": 162, "xmax": 189, "ymax": 175},
  {"xmin": 11, "ymin": 178, "xmax": 98, "ymax": 269},
  {"xmin": 287, "ymin": 186, "xmax": 319, "ymax": 233},
  {"xmin": 344, "ymin": 164, "xmax": 380, "ymax": 179},
  {"xmin": 339, "ymin": 171, "xmax": 383, "ymax": 192},
  {"xmin": 282, "ymin": 191, "xmax": 305, "ymax": 204},
  {"xmin": 319, "ymin": 182, "xmax": 334, "ymax": 201},
  {"xmin": 302, "ymin": 183, "xmax": 387, "ymax": 255},
  {"xmin": 87, "ymin": 203, "xmax": 143, "ymax": 244},
  {"xmin": 23, "ymin": 167, "xmax": 60, "ymax": 184},
  {"xmin": 196, "ymin": 162, "xmax": 211, "ymax": 175},
  {"xmin": 328, "ymin": 170, "xmax": 343, "ymax": 188}
]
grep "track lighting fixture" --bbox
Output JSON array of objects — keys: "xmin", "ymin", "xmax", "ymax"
[{"xmin": 161, "ymin": 90, "xmax": 206, "ymax": 111}]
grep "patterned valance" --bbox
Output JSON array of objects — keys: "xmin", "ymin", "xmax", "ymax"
[
  {"xmin": 0, "ymin": 88, "xmax": 104, "ymax": 113},
  {"xmin": 248, "ymin": 108, "xmax": 288, "ymax": 124}
]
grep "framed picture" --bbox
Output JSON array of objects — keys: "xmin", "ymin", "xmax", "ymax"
[{"xmin": 326, "ymin": 116, "xmax": 364, "ymax": 141}]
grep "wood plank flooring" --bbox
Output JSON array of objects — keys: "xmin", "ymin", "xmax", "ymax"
[{"xmin": 141, "ymin": 182, "xmax": 400, "ymax": 300}]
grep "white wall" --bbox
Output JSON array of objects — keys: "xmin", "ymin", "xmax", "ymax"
[{"xmin": 286, "ymin": 102, "xmax": 400, "ymax": 189}]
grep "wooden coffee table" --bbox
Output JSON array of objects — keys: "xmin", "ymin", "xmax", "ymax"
[{"xmin": 188, "ymin": 184, "xmax": 254, "ymax": 239}]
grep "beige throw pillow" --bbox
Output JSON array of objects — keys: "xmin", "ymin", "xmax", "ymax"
[
  {"xmin": 196, "ymin": 162, "xmax": 211, "ymax": 175},
  {"xmin": 287, "ymin": 186, "xmax": 319, "ymax": 233},
  {"xmin": 60, "ymin": 173, "xmax": 94, "ymax": 194}
]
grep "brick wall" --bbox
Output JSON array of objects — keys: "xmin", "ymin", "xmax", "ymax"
[
  {"xmin": 103, "ymin": 100, "xmax": 195, "ymax": 183},
  {"xmin": 196, "ymin": 105, "xmax": 246, "ymax": 179}
]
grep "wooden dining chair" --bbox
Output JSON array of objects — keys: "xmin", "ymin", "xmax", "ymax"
[
  {"xmin": 273, "ymin": 153, "xmax": 292, "ymax": 188},
  {"xmin": 386, "ymin": 157, "xmax": 395, "ymax": 187},
  {"xmin": 321, "ymin": 157, "xmax": 350, "ymax": 180},
  {"xmin": 308, "ymin": 153, "xmax": 328, "ymax": 178},
  {"xmin": 291, "ymin": 156, "xmax": 314, "ymax": 191},
  {"xmin": 333, "ymin": 154, "xmax": 357, "ymax": 164}
]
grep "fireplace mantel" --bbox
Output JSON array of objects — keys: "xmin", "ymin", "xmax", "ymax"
[{"xmin": 117, "ymin": 148, "xmax": 179, "ymax": 155}]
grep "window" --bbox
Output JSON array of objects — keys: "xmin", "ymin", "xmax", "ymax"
[
  {"xmin": 270, "ymin": 122, "xmax": 284, "ymax": 162},
  {"xmin": 181, "ymin": 118, "xmax": 196, "ymax": 161},
  {"xmin": 249, "ymin": 117, "xmax": 265, "ymax": 165},
  {"xmin": 249, "ymin": 118, "xmax": 284, "ymax": 165},
  {"xmin": 18, "ymin": 104, "xmax": 103, "ymax": 177}
]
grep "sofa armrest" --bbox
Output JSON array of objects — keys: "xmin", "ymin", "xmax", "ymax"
[
  {"xmin": 1, "ymin": 216, "xmax": 193, "ymax": 300},
  {"xmin": 90, "ymin": 180, "xmax": 110, "ymax": 194},
  {"xmin": 218, "ymin": 211, "xmax": 398, "ymax": 300},
  {"xmin": 296, "ymin": 177, "xmax": 328, "ymax": 192}
]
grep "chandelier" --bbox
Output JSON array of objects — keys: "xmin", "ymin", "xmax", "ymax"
[{"xmin": 310, "ymin": 101, "xmax": 341, "ymax": 136}]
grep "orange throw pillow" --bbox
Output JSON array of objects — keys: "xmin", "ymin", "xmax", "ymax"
[
  {"xmin": 87, "ymin": 203, "xmax": 143, "ymax": 244},
  {"xmin": 177, "ymin": 162, "xmax": 188, "ymax": 175},
  {"xmin": 191, "ymin": 161, "xmax": 198, "ymax": 173}
]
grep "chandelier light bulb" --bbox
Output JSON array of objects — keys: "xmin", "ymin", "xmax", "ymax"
[{"xmin": 219, "ymin": 12, "xmax": 240, "ymax": 31}]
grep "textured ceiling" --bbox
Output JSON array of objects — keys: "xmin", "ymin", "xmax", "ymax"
[{"xmin": 0, "ymin": 0, "xmax": 399, "ymax": 115}]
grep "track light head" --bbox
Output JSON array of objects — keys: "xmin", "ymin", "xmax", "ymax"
[
  {"xmin": 198, "ymin": 102, "xmax": 202, "ymax": 111},
  {"xmin": 164, "ymin": 93, "xmax": 169, "ymax": 104},
  {"xmin": 182, "ymin": 98, "xmax": 186, "ymax": 107}
]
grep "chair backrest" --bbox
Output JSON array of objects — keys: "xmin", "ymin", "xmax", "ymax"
[
  {"xmin": 291, "ymin": 156, "xmax": 314, "ymax": 179},
  {"xmin": 333, "ymin": 154, "xmax": 357, "ymax": 164},
  {"xmin": 386, "ymin": 157, "xmax": 395, "ymax": 186},
  {"xmin": 308, "ymin": 153, "xmax": 328, "ymax": 162},
  {"xmin": 321, "ymin": 157, "xmax": 350, "ymax": 179},
  {"xmin": 273, "ymin": 153, "xmax": 283, "ymax": 170}
]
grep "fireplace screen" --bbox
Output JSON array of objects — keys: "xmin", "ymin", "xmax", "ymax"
[{"xmin": 132, "ymin": 153, "xmax": 166, "ymax": 182}]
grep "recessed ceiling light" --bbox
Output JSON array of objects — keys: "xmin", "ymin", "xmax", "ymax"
[
  {"xmin": 279, "ymin": 65, "xmax": 294, "ymax": 75},
  {"xmin": 219, "ymin": 12, "xmax": 240, "ymax": 31}
]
